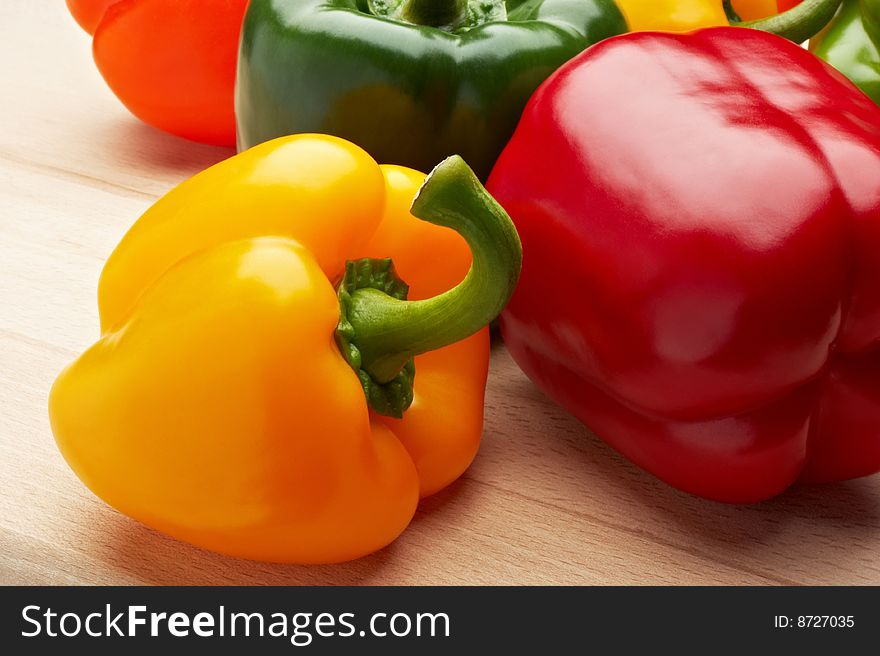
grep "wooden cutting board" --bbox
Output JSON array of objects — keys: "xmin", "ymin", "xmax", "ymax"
[{"xmin": 2, "ymin": 3, "xmax": 878, "ymax": 585}]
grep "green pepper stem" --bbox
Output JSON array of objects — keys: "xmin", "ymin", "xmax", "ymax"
[
  {"xmin": 366, "ymin": 0, "xmax": 507, "ymax": 31},
  {"xmin": 739, "ymin": 0, "xmax": 843, "ymax": 43},
  {"xmin": 398, "ymin": 0, "xmax": 467, "ymax": 28},
  {"xmin": 367, "ymin": 0, "xmax": 468, "ymax": 29},
  {"xmin": 345, "ymin": 155, "xmax": 522, "ymax": 384}
]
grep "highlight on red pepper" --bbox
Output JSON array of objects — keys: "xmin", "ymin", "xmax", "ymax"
[
  {"xmin": 66, "ymin": 0, "xmax": 248, "ymax": 146},
  {"xmin": 48, "ymin": 135, "xmax": 522, "ymax": 563},
  {"xmin": 234, "ymin": 0, "xmax": 627, "ymax": 180},
  {"xmin": 488, "ymin": 27, "xmax": 880, "ymax": 504}
]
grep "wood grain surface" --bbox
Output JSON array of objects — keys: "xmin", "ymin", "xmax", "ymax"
[{"xmin": 2, "ymin": 3, "xmax": 879, "ymax": 586}]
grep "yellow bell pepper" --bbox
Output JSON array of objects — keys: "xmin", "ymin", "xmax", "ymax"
[
  {"xmin": 616, "ymin": 0, "xmax": 728, "ymax": 31},
  {"xmin": 49, "ymin": 135, "xmax": 521, "ymax": 564},
  {"xmin": 616, "ymin": 0, "xmax": 833, "ymax": 37}
]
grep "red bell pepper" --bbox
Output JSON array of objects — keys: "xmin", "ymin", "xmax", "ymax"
[
  {"xmin": 66, "ymin": 0, "xmax": 247, "ymax": 146},
  {"xmin": 488, "ymin": 27, "xmax": 880, "ymax": 503},
  {"xmin": 778, "ymin": 0, "xmax": 804, "ymax": 10}
]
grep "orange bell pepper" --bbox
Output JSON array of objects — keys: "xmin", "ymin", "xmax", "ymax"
[
  {"xmin": 734, "ymin": 0, "xmax": 781, "ymax": 19},
  {"xmin": 66, "ymin": 0, "xmax": 248, "ymax": 146},
  {"xmin": 67, "ymin": 0, "xmax": 120, "ymax": 32},
  {"xmin": 48, "ymin": 135, "xmax": 521, "ymax": 563}
]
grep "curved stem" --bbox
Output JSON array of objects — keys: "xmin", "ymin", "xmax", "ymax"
[
  {"xmin": 739, "ymin": 0, "xmax": 843, "ymax": 43},
  {"xmin": 346, "ymin": 155, "xmax": 521, "ymax": 384},
  {"xmin": 723, "ymin": 0, "xmax": 742, "ymax": 23}
]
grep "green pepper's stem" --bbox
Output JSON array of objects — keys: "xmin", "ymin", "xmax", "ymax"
[
  {"xmin": 366, "ymin": 0, "xmax": 507, "ymax": 31},
  {"xmin": 366, "ymin": 0, "xmax": 467, "ymax": 29},
  {"xmin": 397, "ymin": 0, "xmax": 468, "ymax": 28},
  {"xmin": 344, "ymin": 155, "xmax": 521, "ymax": 386},
  {"xmin": 738, "ymin": 0, "xmax": 843, "ymax": 43}
]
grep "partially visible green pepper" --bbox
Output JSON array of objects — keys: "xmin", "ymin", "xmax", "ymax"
[
  {"xmin": 811, "ymin": 0, "xmax": 880, "ymax": 104},
  {"xmin": 235, "ymin": 0, "xmax": 627, "ymax": 180}
]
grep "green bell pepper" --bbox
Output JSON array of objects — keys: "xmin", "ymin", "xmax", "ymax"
[
  {"xmin": 235, "ymin": 0, "xmax": 627, "ymax": 179},
  {"xmin": 811, "ymin": 0, "xmax": 880, "ymax": 104}
]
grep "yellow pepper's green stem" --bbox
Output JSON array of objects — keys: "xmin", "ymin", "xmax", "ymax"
[
  {"xmin": 351, "ymin": 155, "xmax": 520, "ymax": 381},
  {"xmin": 335, "ymin": 155, "xmax": 522, "ymax": 417},
  {"xmin": 732, "ymin": 0, "xmax": 843, "ymax": 43}
]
